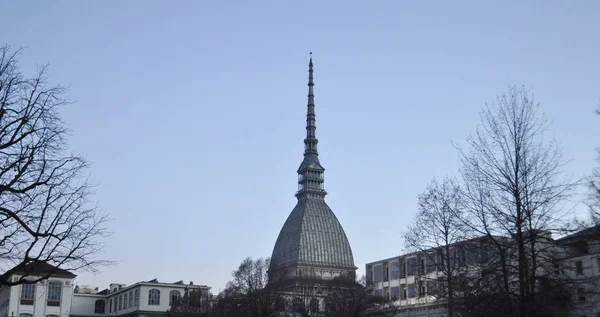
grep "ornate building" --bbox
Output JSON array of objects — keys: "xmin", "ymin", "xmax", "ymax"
[{"xmin": 269, "ymin": 54, "xmax": 357, "ymax": 310}]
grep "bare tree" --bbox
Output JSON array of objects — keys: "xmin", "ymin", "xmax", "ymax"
[
  {"xmin": 402, "ymin": 177, "xmax": 468, "ymax": 317},
  {"xmin": 215, "ymin": 257, "xmax": 282, "ymax": 317},
  {"xmin": 168, "ymin": 288, "xmax": 210, "ymax": 317},
  {"xmin": 457, "ymin": 86, "xmax": 576, "ymax": 317},
  {"xmin": 324, "ymin": 276, "xmax": 384, "ymax": 317},
  {"xmin": 0, "ymin": 45, "xmax": 109, "ymax": 286}
]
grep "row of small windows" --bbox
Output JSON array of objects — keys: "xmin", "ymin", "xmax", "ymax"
[
  {"xmin": 108, "ymin": 290, "xmax": 139, "ymax": 313},
  {"xmin": 105, "ymin": 289, "xmax": 182, "ymax": 313},
  {"xmin": 20, "ymin": 282, "xmax": 62, "ymax": 301},
  {"xmin": 19, "ymin": 314, "xmax": 58, "ymax": 317},
  {"xmin": 21, "ymin": 284, "xmax": 183, "ymax": 313}
]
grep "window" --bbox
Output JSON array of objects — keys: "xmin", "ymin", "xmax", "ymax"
[
  {"xmin": 20, "ymin": 314, "xmax": 32, "ymax": 317},
  {"xmin": 169, "ymin": 290, "xmax": 181, "ymax": 305},
  {"xmin": 47, "ymin": 315, "xmax": 59, "ymax": 317},
  {"xmin": 109, "ymin": 299, "xmax": 112, "ymax": 313},
  {"xmin": 47, "ymin": 281, "xmax": 61, "ymax": 301},
  {"xmin": 309, "ymin": 298, "xmax": 319, "ymax": 313},
  {"xmin": 124, "ymin": 293, "xmax": 129, "ymax": 309},
  {"xmin": 401, "ymin": 262, "xmax": 407, "ymax": 278},
  {"xmin": 578, "ymin": 288, "xmax": 586, "ymax": 302},
  {"xmin": 292, "ymin": 297, "xmax": 304, "ymax": 313},
  {"xmin": 384, "ymin": 266, "xmax": 389, "ymax": 281},
  {"xmin": 148, "ymin": 289, "xmax": 160, "ymax": 305},
  {"xmin": 576, "ymin": 261, "xmax": 584, "ymax": 275},
  {"xmin": 597, "ymin": 258, "xmax": 600, "ymax": 273},
  {"xmin": 402, "ymin": 288, "xmax": 407, "ymax": 299},
  {"xmin": 129, "ymin": 291, "xmax": 133, "ymax": 307},
  {"xmin": 134, "ymin": 289, "xmax": 139, "ymax": 306},
  {"xmin": 118, "ymin": 295, "xmax": 123, "ymax": 310},
  {"xmin": 420, "ymin": 258, "xmax": 426, "ymax": 274},
  {"xmin": 113, "ymin": 296, "xmax": 117, "ymax": 311},
  {"xmin": 95, "ymin": 300, "xmax": 106, "ymax": 314},
  {"xmin": 21, "ymin": 284, "xmax": 35, "ymax": 300}
]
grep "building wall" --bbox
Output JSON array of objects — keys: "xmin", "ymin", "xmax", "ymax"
[
  {"xmin": 563, "ymin": 252, "xmax": 600, "ymax": 317},
  {"xmin": 70, "ymin": 294, "xmax": 106, "ymax": 316},
  {"xmin": 70, "ymin": 282, "xmax": 210, "ymax": 317},
  {"xmin": 137, "ymin": 285, "xmax": 181, "ymax": 313},
  {"xmin": 0, "ymin": 276, "xmax": 75, "ymax": 317}
]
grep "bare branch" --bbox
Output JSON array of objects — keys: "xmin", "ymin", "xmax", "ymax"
[{"xmin": 0, "ymin": 44, "xmax": 111, "ymax": 286}]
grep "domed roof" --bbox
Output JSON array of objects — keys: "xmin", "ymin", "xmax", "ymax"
[{"xmin": 271, "ymin": 196, "xmax": 355, "ymax": 270}]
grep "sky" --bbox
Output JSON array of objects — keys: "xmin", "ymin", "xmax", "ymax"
[{"xmin": 1, "ymin": 1, "xmax": 600, "ymax": 293}]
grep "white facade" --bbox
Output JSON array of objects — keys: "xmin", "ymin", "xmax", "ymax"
[
  {"xmin": 71, "ymin": 281, "xmax": 211, "ymax": 317},
  {"xmin": 0, "ymin": 264, "xmax": 211, "ymax": 317},
  {"xmin": 0, "ymin": 275, "xmax": 75, "ymax": 317}
]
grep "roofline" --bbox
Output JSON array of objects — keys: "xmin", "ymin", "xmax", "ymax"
[
  {"xmin": 88, "ymin": 282, "xmax": 211, "ymax": 297},
  {"xmin": 365, "ymin": 235, "xmax": 509, "ymax": 266}
]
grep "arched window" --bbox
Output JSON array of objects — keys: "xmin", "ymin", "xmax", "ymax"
[
  {"xmin": 148, "ymin": 289, "xmax": 160, "ymax": 305},
  {"xmin": 118, "ymin": 294, "xmax": 123, "ymax": 310},
  {"xmin": 134, "ymin": 289, "xmax": 139, "ymax": 306},
  {"xmin": 124, "ymin": 293, "xmax": 129, "ymax": 309},
  {"xmin": 169, "ymin": 290, "xmax": 181, "ymax": 305},
  {"xmin": 128, "ymin": 291, "xmax": 133, "ymax": 307},
  {"xmin": 94, "ymin": 299, "xmax": 106, "ymax": 313},
  {"xmin": 19, "ymin": 314, "xmax": 32, "ymax": 317}
]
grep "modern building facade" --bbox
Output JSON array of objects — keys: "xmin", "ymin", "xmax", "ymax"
[
  {"xmin": 268, "ymin": 54, "xmax": 357, "ymax": 311},
  {"xmin": 0, "ymin": 263, "xmax": 211, "ymax": 317},
  {"xmin": 366, "ymin": 227, "xmax": 600, "ymax": 317}
]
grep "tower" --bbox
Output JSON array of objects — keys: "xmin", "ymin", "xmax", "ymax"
[{"xmin": 270, "ymin": 54, "xmax": 356, "ymax": 288}]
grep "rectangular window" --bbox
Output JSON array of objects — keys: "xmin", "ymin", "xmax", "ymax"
[
  {"xmin": 576, "ymin": 261, "xmax": 583, "ymax": 275},
  {"xmin": 47, "ymin": 282, "xmax": 61, "ymax": 301},
  {"xmin": 384, "ymin": 266, "xmax": 389, "ymax": 281},
  {"xmin": 402, "ymin": 288, "xmax": 407, "ymax": 299},
  {"xmin": 420, "ymin": 258, "xmax": 426, "ymax": 275},
  {"xmin": 390, "ymin": 262, "xmax": 400, "ymax": 280},
  {"xmin": 401, "ymin": 262, "xmax": 407, "ymax": 278},
  {"xmin": 21, "ymin": 284, "xmax": 35, "ymax": 300},
  {"xmin": 578, "ymin": 288, "xmax": 585, "ymax": 302},
  {"xmin": 373, "ymin": 265, "xmax": 383, "ymax": 282},
  {"xmin": 390, "ymin": 287, "xmax": 399, "ymax": 300},
  {"xmin": 597, "ymin": 257, "xmax": 600, "ymax": 273}
]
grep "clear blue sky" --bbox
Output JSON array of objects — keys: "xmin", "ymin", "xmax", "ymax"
[{"xmin": 2, "ymin": 1, "xmax": 599, "ymax": 293}]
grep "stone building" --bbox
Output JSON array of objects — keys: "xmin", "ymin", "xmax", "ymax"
[{"xmin": 268, "ymin": 54, "xmax": 357, "ymax": 313}]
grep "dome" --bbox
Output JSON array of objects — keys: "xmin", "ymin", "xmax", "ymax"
[{"xmin": 271, "ymin": 196, "xmax": 355, "ymax": 270}]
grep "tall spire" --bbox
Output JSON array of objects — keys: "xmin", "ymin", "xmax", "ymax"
[{"xmin": 296, "ymin": 53, "xmax": 326, "ymax": 198}]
